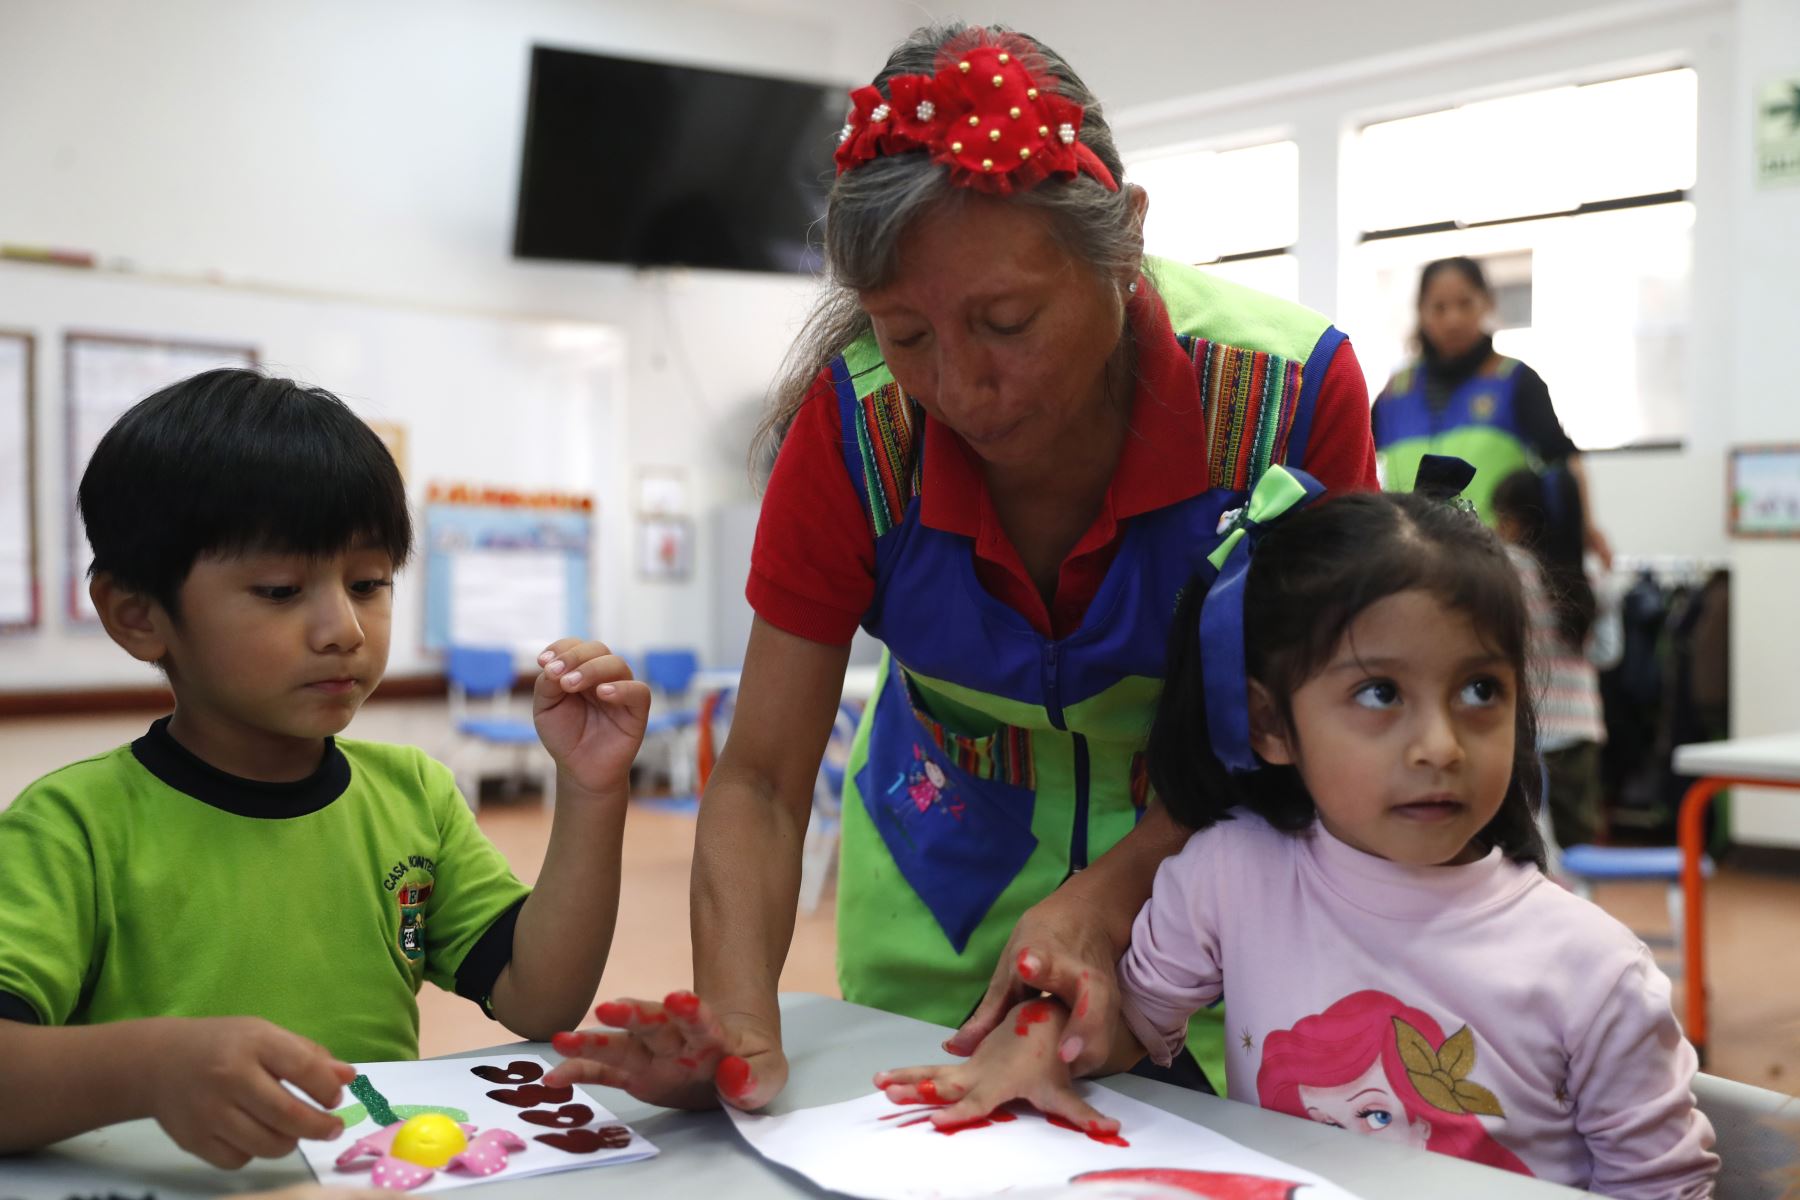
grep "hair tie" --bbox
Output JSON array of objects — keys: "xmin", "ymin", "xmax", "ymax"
[
  {"xmin": 1414, "ymin": 454, "xmax": 1479, "ymax": 515},
  {"xmin": 1198, "ymin": 465, "xmax": 1326, "ymax": 774}
]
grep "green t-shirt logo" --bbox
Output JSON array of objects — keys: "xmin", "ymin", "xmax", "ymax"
[{"xmin": 385, "ymin": 857, "xmax": 437, "ymax": 962}]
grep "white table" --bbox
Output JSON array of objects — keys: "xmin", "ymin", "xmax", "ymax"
[
  {"xmin": 0, "ymin": 995, "xmax": 1580, "ymax": 1199},
  {"xmin": 1671, "ymin": 731, "xmax": 1800, "ymax": 1063}
]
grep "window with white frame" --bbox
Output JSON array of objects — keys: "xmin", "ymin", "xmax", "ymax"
[
  {"xmin": 1127, "ymin": 140, "xmax": 1299, "ymax": 301},
  {"xmin": 1344, "ymin": 68, "xmax": 1696, "ymax": 450}
]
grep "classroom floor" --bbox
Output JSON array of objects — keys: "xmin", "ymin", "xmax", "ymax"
[{"xmin": 2, "ymin": 698, "xmax": 1796, "ymax": 1093}]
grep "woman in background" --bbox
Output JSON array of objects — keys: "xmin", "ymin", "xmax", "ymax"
[{"xmin": 1372, "ymin": 256, "xmax": 1610, "ymax": 564}]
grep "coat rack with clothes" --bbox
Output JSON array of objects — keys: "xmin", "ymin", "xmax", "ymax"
[{"xmin": 1600, "ymin": 556, "xmax": 1730, "ymax": 844}]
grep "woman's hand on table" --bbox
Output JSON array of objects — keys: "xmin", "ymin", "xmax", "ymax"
[
  {"xmin": 876, "ymin": 999, "xmax": 1119, "ymax": 1135},
  {"xmin": 545, "ymin": 990, "xmax": 787, "ymax": 1111},
  {"xmin": 946, "ymin": 888, "xmax": 1122, "ymax": 1076}
]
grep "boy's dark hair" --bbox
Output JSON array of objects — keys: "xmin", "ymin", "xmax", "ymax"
[
  {"xmin": 1147, "ymin": 489, "xmax": 1546, "ymax": 868},
  {"xmin": 1491, "ymin": 466, "xmax": 1596, "ymax": 647},
  {"xmin": 78, "ymin": 368, "xmax": 412, "ymax": 614}
]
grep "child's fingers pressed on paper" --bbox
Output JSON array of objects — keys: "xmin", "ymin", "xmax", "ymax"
[
  {"xmin": 1031, "ymin": 1084, "xmax": 1121, "ymax": 1136},
  {"xmin": 663, "ymin": 991, "xmax": 728, "ymax": 1062},
  {"xmin": 928, "ymin": 1091, "xmax": 1003, "ymax": 1129},
  {"xmin": 882, "ymin": 1076, "xmax": 967, "ymax": 1105},
  {"xmin": 542, "ymin": 1056, "xmax": 634, "ymax": 1090}
]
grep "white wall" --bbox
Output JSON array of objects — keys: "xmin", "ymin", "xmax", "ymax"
[
  {"xmin": 1721, "ymin": 0, "xmax": 1800, "ymax": 847},
  {"xmin": 0, "ymin": 0, "xmax": 908, "ymax": 679}
]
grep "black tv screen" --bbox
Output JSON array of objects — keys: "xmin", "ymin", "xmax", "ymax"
[{"xmin": 514, "ymin": 46, "xmax": 844, "ymax": 274}]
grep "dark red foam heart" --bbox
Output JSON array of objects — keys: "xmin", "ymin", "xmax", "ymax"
[
  {"xmin": 470, "ymin": 1060, "xmax": 544, "ymax": 1085},
  {"xmin": 535, "ymin": 1125, "xmax": 632, "ymax": 1154},
  {"xmin": 486, "ymin": 1083, "xmax": 574, "ymax": 1107},
  {"xmin": 520, "ymin": 1103, "xmax": 595, "ymax": 1129}
]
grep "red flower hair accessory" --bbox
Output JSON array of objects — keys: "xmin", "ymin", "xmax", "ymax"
[{"xmin": 833, "ymin": 42, "xmax": 1118, "ymax": 196}]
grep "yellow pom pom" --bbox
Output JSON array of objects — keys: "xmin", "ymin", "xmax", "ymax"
[{"xmin": 390, "ymin": 1114, "xmax": 469, "ymax": 1168}]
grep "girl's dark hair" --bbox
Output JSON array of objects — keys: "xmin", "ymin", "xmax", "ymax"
[
  {"xmin": 1147, "ymin": 489, "xmax": 1546, "ymax": 868},
  {"xmin": 1491, "ymin": 467, "xmax": 1596, "ymax": 647},
  {"xmin": 79, "ymin": 368, "xmax": 413, "ymax": 615},
  {"xmin": 1417, "ymin": 256, "xmax": 1491, "ymax": 307}
]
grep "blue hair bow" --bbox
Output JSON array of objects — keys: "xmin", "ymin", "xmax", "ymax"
[{"xmin": 1199, "ymin": 464, "xmax": 1326, "ymax": 774}]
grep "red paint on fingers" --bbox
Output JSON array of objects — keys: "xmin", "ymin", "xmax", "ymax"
[
  {"xmin": 664, "ymin": 990, "xmax": 702, "ymax": 1019},
  {"xmin": 1014, "ymin": 1000, "xmax": 1055, "ymax": 1036},
  {"xmin": 1074, "ymin": 990, "xmax": 1090, "ymax": 1019},
  {"xmin": 716, "ymin": 1054, "xmax": 754, "ymax": 1099},
  {"xmin": 595, "ymin": 1002, "xmax": 633, "ymax": 1027},
  {"xmin": 1046, "ymin": 1114, "xmax": 1130, "ymax": 1147},
  {"xmin": 916, "ymin": 1079, "xmax": 944, "ymax": 1104},
  {"xmin": 634, "ymin": 1003, "xmax": 669, "ymax": 1024},
  {"xmin": 1016, "ymin": 948, "xmax": 1038, "ymax": 980}
]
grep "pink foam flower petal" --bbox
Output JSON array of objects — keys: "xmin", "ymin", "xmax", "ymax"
[
  {"xmin": 368, "ymin": 1153, "xmax": 436, "ymax": 1191},
  {"xmin": 336, "ymin": 1121, "xmax": 404, "ymax": 1168},
  {"xmin": 447, "ymin": 1127, "xmax": 528, "ymax": 1176}
]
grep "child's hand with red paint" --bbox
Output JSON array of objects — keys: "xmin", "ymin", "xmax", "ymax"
[
  {"xmin": 545, "ymin": 991, "xmax": 781, "ymax": 1111},
  {"xmin": 948, "ymin": 910, "xmax": 1122, "ymax": 1077},
  {"xmin": 533, "ymin": 639, "xmax": 652, "ymax": 798},
  {"xmin": 874, "ymin": 999, "xmax": 1121, "ymax": 1138}
]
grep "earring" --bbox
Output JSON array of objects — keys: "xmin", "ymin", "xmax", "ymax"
[{"xmin": 1127, "ymin": 280, "xmax": 1138, "ymax": 294}]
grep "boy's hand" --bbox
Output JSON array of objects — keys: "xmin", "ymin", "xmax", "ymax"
[
  {"xmin": 144, "ymin": 1016, "xmax": 353, "ymax": 1170},
  {"xmin": 534, "ymin": 639, "xmax": 652, "ymax": 795},
  {"xmin": 875, "ymin": 1000, "xmax": 1120, "ymax": 1136},
  {"xmin": 545, "ymin": 991, "xmax": 787, "ymax": 1112}
]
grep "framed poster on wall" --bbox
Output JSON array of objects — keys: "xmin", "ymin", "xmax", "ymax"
[
  {"xmin": 1729, "ymin": 444, "xmax": 1800, "ymax": 537},
  {"xmin": 65, "ymin": 333, "xmax": 258, "ymax": 622},
  {"xmin": 0, "ymin": 331, "xmax": 36, "ymax": 633}
]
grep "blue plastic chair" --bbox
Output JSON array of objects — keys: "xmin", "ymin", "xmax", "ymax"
[
  {"xmin": 447, "ymin": 646, "xmax": 552, "ymax": 808},
  {"xmin": 1560, "ymin": 843, "xmax": 1714, "ymax": 975},
  {"xmin": 640, "ymin": 648, "xmax": 703, "ymax": 795}
]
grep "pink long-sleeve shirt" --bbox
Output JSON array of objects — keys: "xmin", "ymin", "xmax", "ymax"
[{"xmin": 1117, "ymin": 812, "xmax": 1717, "ymax": 1196}]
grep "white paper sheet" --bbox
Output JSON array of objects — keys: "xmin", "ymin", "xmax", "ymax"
[
  {"xmin": 295, "ymin": 1054, "xmax": 655, "ymax": 1193},
  {"xmin": 728, "ymin": 1086, "xmax": 1365, "ymax": 1200}
]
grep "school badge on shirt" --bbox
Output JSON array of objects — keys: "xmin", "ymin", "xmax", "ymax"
[
  {"xmin": 382, "ymin": 855, "xmax": 437, "ymax": 961},
  {"xmin": 1470, "ymin": 393, "xmax": 1497, "ymax": 422}
]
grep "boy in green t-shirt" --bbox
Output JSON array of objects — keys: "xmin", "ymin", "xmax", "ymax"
[{"xmin": 0, "ymin": 370, "xmax": 647, "ymax": 1170}]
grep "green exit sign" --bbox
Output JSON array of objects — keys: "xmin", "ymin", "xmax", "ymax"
[{"xmin": 1758, "ymin": 77, "xmax": 1800, "ymax": 187}]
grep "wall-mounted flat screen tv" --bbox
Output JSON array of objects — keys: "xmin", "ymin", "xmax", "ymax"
[{"xmin": 513, "ymin": 45, "xmax": 844, "ymax": 274}]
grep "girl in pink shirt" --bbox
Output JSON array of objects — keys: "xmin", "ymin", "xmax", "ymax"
[{"xmin": 879, "ymin": 462, "xmax": 1717, "ymax": 1196}]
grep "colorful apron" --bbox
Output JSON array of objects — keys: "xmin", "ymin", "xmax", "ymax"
[
  {"xmin": 833, "ymin": 258, "xmax": 1346, "ymax": 1084},
  {"xmin": 1372, "ymin": 355, "xmax": 1532, "ymax": 523}
]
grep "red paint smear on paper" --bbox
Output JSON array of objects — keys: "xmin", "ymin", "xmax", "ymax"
[
  {"xmin": 595, "ymin": 1001, "xmax": 633, "ymax": 1027},
  {"xmin": 1074, "ymin": 1169, "xmax": 1303, "ymax": 1199},
  {"xmin": 1014, "ymin": 1000, "xmax": 1054, "ymax": 1036},
  {"xmin": 1046, "ymin": 1114, "xmax": 1130, "ymax": 1147},
  {"xmin": 716, "ymin": 1054, "xmax": 754, "ymax": 1099},
  {"xmin": 664, "ymin": 990, "xmax": 702, "ymax": 1019},
  {"xmin": 1017, "ymin": 948, "xmax": 1037, "ymax": 980}
]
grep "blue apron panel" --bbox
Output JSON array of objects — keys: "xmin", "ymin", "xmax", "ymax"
[{"xmin": 854, "ymin": 664, "xmax": 1038, "ymax": 953}]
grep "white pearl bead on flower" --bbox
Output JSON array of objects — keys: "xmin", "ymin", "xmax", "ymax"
[
  {"xmin": 838, "ymin": 124, "xmax": 852, "ymax": 145},
  {"xmin": 1058, "ymin": 122, "xmax": 1076, "ymax": 145},
  {"xmin": 916, "ymin": 101, "xmax": 935, "ymax": 121},
  {"xmin": 870, "ymin": 103, "xmax": 890, "ymax": 122}
]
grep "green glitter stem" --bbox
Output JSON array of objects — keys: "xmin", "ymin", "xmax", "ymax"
[{"xmin": 349, "ymin": 1074, "xmax": 399, "ymax": 1128}]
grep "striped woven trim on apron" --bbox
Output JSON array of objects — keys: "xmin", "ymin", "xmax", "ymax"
[
  {"xmin": 1183, "ymin": 335, "xmax": 1304, "ymax": 493},
  {"xmin": 853, "ymin": 380, "xmax": 924, "ymax": 536}
]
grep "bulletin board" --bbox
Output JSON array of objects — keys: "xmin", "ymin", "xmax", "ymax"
[
  {"xmin": 64, "ymin": 332, "xmax": 258, "ymax": 621},
  {"xmin": 423, "ymin": 483, "xmax": 594, "ymax": 658},
  {"xmin": 1729, "ymin": 444, "xmax": 1800, "ymax": 537},
  {"xmin": 0, "ymin": 331, "xmax": 36, "ymax": 633}
]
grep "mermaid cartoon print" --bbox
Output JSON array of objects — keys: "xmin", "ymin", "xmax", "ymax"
[{"xmin": 1255, "ymin": 990, "xmax": 1532, "ymax": 1177}]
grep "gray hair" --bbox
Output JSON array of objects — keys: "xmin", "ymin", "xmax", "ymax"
[{"xmin": 753, "ymin": 22, "xmax": 1145, "ymax": 477}]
